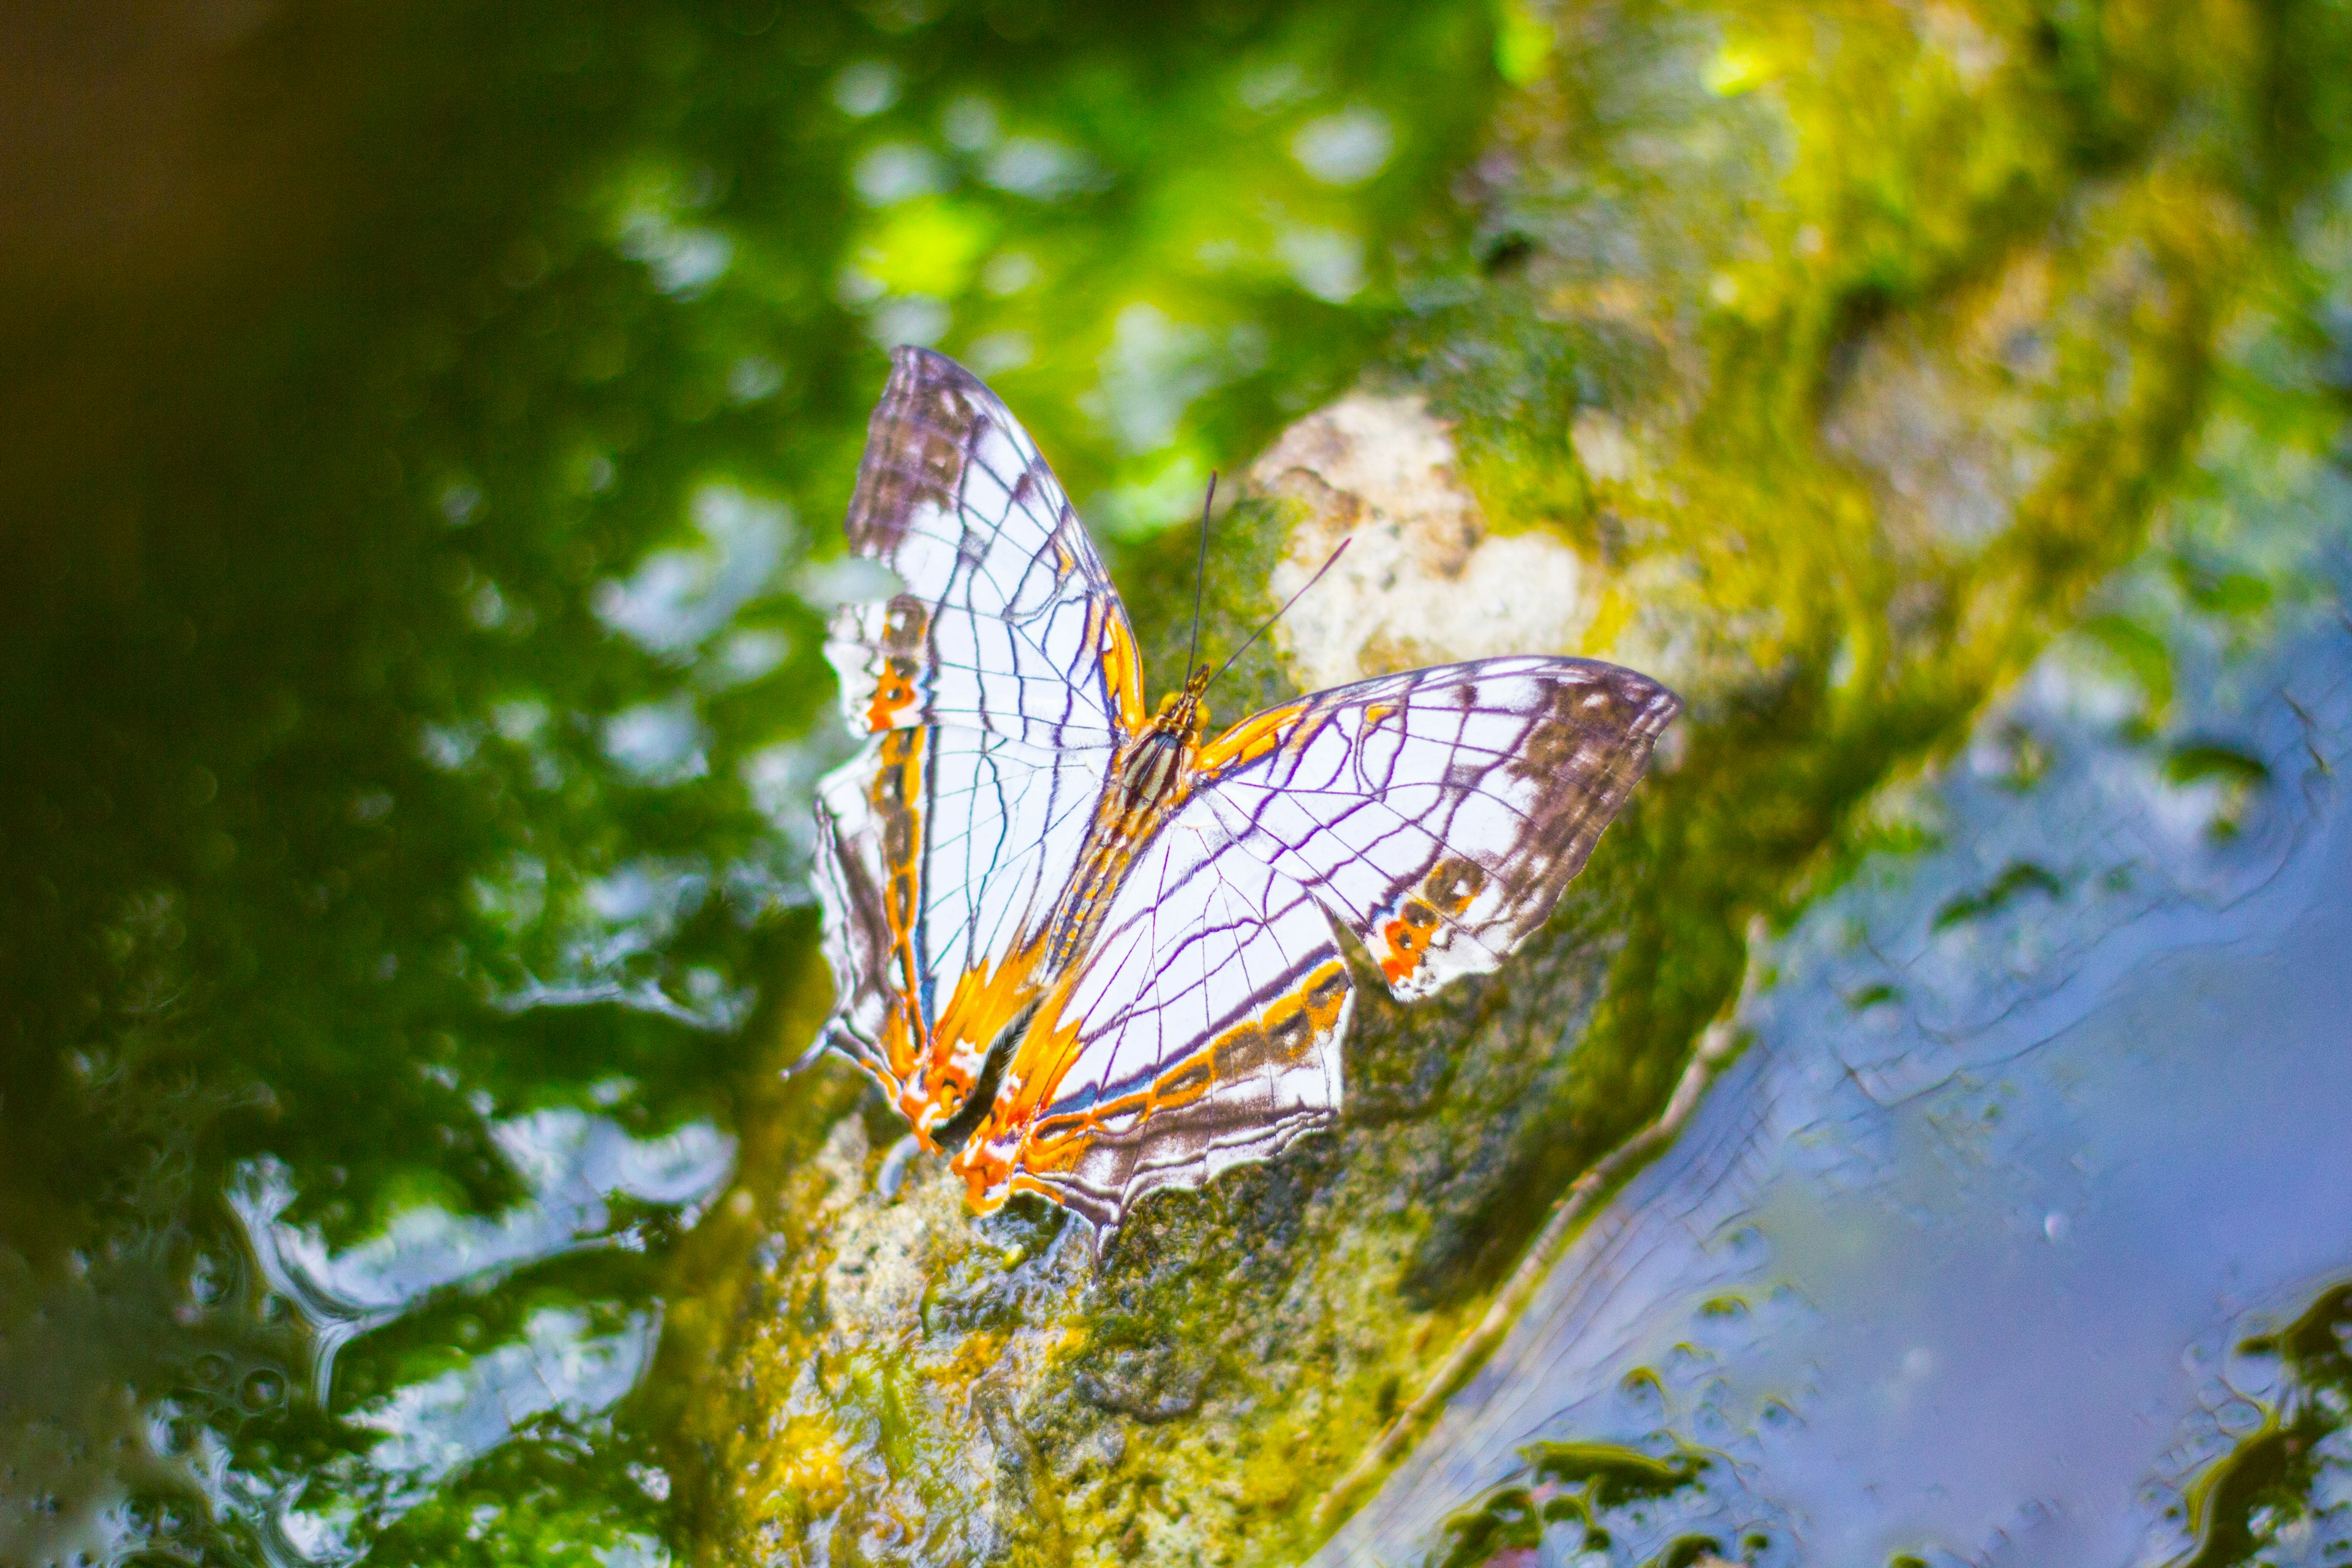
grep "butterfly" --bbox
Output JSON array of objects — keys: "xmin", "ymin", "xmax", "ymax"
[{"xmin": 813, "ymin": 348, "xmax": 1679, "ymax": 1242}]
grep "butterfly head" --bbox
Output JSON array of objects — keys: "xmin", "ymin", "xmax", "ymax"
[{"xmin": 1145, "ymin": 665, "xmax": 1212, "ymax": 736}]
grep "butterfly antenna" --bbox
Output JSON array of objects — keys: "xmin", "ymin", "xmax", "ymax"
[
  {"xmin": 1185, "ymin": 473, "xmax": 1216, "ymax": 679},
  {"xmin": 1205, "ymin": 536, "xmax": 1352, "ymax": 694}
]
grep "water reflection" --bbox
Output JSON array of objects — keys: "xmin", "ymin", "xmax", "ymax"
[
  {"xmin": 233, "ymin": 1109, "xmax": 731, "ymax": 1396},
  {"xmin": 1321, "ymin": 228, "xmax": 2352, "ymax": 1567},
  {"xmin": 0, "ymin": 0, "xmax": 1499, "ymax": 1561},
  {"xmin": 1431, "ymin": 1441, "xmax": 1770, "ymax": 1568},
  {"xmin": 592, "ymin": 484, "xmax": 796, "ymax": 660}
]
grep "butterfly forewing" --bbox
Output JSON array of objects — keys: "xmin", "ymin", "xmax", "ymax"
[
  {"xmin": 826, "ymin": 350, "xmax": 1144, "ymax": 748},
  {"xmin": 1195, "ymin": 657, "xmax": 1680, "ymax": 1003},
  {"xmin": 815, "ymin": 349, "xmax": 1140, "ymax": 1138}
]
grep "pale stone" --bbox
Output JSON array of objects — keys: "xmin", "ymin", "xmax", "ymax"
[{"xmin": 1249, "ymin": 392, "xmax": 1594, "ymax": 693}]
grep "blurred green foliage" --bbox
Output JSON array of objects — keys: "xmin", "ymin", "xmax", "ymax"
[{"xmin": 0, "ymin": 0, "xmax": 1504, "ymax": 1562}]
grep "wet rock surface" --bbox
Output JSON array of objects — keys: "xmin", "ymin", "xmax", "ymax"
[
  {"xmin": 1321, "ymin": 203, "xmax": 2352, "ymax": 1561},
  {"xmin": 663, "ymin": 2, "xmax": 2352, "ymax": 1564},
  {"xmin": 1250, "ymin": 393, "xmax": 1597, "ymax": 691}
]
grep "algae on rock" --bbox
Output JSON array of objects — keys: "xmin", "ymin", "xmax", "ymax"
[{"xmin": 660, "ymin": 1, "xmax": 2347, "ymax": 1562}]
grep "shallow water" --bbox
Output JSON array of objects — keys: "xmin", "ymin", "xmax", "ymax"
[{"xmin": 1317, "ymin": 284, "xmax": 2352, "ymax": 1567}]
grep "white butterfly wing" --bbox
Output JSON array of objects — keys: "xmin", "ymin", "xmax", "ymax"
[
  {"xmin": 950, "ymin": 804, "xmax": 1353, "ymax": 1232},
  {"xmin": 949, "ymin": 655, "xmax": 1677, "ymax": 1234},
  {"xmin": 816, "ymin": 725, "xmax": 1106, "ymax": 1136},
  {"xmin": 1196, "ymin": 656, "xmax": 1680, "ymax": 1001},
  {"xmin": 815, "ymin": 350, "xmax": 1135, "ymax": 1139}
]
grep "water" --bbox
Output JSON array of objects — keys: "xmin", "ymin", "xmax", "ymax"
[
  {"xmin": 0, "ymin": 2, "xmax": 1497, "ymax": 1562},
  {"xmin": 1316, "ymin": 212, "xmax": 2352, "ymax": 1567}
]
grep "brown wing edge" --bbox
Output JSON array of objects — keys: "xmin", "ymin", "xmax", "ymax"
[
  {"xmin": 1030, "ymin": 1099, "xmax": 1348, "ymax": 1268},
  {"xmin": 801, "ymin": 763, "xmax": 905, "ymax": 1092},
  {"xmin": 1070, "ymin": 1102, "xmax": 1343, "ymax": 1268},
  {"xmin": 842, "ymin": 346, "xmax": 989, "ymax": 557},
  {"xmin": 1480, "ymin": 658, "xmax": 1682, "ymax": 949},
  {"xmin": 1203, "ymin": 655, "xmax": 1684, "ymax": 962}
]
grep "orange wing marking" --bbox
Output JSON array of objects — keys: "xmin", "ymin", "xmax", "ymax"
[
  {"xmin": 913, "ymin": 943, "xmax": 1048, "ymax": 1142},
  {"xmin": 864, "ymin": 727, "xmax": 931, "ymax": 1106},
  {"xmin": 950, "ymin": 974, "xmax": 1088, "ymax": 1210},
  {"xmin": 1422, "ymin": 854, "xmax": 1487, "ymax": 917},
  {"xmin": 952, "ymin": 960, "xmax": 1351, "ymax": 1213},
  {"xmin": 1378, "ymin": 900, "xmax": 1442, "ymax": 985},
  {"xmin": 864, "ymin": 654, "xmax": 921, "ymax": 731},
  {"xmin": 862, "ymin": 595, "xmax": 931, "ymax": 732},
  {"xmin": 1196, "ymin": 700, "xmax": 1308, "ymax": 775},
  {"xmin": 1379, "ymin": 857, "xmax": 1489, "ymax": 984},
  {"xmin": 1094, "ymin": 605, "xmax": 1147, "ymax": 736}
]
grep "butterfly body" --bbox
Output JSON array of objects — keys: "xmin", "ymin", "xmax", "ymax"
[
  {"xmin": 1049, "ymin": 671, "xmax": 1210, "ymax": 974},
  {"xmin": 1112, "ymin": 676, "xmax": 1209, "ymax": 821},
  {"xmin": 815, "ymin": 349, "xmax": 1679, "ymax": 1240}
]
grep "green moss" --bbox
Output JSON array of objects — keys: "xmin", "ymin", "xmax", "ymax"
[
  {"xmin": 1433, "ymin": 1440, "xmax": 1718, "ymax": 1568},
  {"xmin": 667, "ymin": 2, "xmax": 2352, "ymax": 1563},
  {"xmin": 2166, "ymin": 1283, "xmax": 2352, "ymax": 1567}
]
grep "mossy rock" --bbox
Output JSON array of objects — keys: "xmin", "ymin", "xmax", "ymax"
[{"xmin": 656, "ymin": 0, "xmax": 2334, "ymax": 1561}]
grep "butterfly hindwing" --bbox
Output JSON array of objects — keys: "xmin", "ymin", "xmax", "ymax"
[
  {"xmin": 815, "ymin": 349, "xmax": 1139, "ymax": 1137},
  {"xmin": 815, "ymin": 724, "xmax": 1106, "ymax": 1134},
  {"xmin": 951, "ymin": 805, "xmax": 1353, "ymax": 1232}
]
